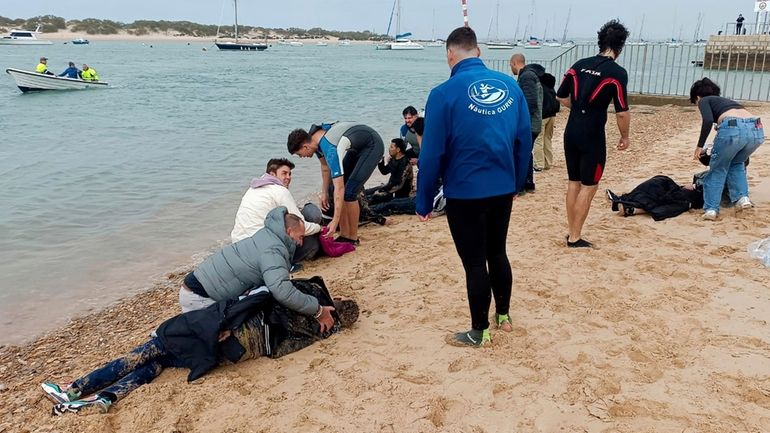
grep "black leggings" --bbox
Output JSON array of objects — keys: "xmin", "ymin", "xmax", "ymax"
[{"xmin": 445, "ymin": 194, "xmax": 513, "ymax": 331}]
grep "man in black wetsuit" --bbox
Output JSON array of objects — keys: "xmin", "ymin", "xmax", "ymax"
[
  {"xmin": 736, "ymin": 14, "xmax": 745, "ymax": 35},
  {"xmin": 556, "ymin": 20, "xmax": 631, "ymax": 248}
]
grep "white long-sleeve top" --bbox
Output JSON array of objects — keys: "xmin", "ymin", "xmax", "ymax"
[{"xmin": 231, "ymin": 184, "xmax": 321, "ymax": 243}]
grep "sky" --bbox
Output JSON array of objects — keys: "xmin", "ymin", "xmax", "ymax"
[{"xmin": 0, "ymin": 0, "xmax": 756, "ymax": 41}]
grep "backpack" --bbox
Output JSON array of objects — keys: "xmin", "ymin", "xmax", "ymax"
[{"xmin": 539, "ymin": 73, "xmax": 560, "ymax": 118}]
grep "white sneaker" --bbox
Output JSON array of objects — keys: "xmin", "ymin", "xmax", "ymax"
[
  {"xmin": 703, "ymin": 210, "xmax": 718, "ymax": 220},
  {"xmin": 736, "ymin": 196, "xmax": 754, "ymax": 210}
]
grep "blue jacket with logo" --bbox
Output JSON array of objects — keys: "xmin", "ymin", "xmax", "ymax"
[{"xmin": 415, "ymin": 57, "xmax": 532, "ymax": 215}]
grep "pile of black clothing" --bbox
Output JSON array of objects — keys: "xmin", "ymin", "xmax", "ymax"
[{"xmin": 607, "ymin": 175, "xmax": 704, "ymax": 221}]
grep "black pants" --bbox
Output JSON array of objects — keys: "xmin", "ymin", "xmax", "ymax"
[
  {"xmin": 526, "ymin": 132, "xmax": 538, "ymax": 187},
  {"xmin": 445, "ymin": 194, "xmax": 513, "ymax": 331}
]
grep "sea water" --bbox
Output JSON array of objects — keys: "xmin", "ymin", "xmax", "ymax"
[{"xmin": 0, "ymin": 41, "xmax": 566, "ymax": 345}]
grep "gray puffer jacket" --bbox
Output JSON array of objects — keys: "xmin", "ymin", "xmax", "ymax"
[
  {"xmin": 518, "ymin": 63, "xmax": 545, "ymax": 135},
  {"xmin": 194, "ymin": 206, "xmax": 319, "ymax": 315}
]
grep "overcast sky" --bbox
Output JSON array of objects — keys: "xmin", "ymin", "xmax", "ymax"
[{"xmin": 1, "ymin": 0, "xmax": 756, "ymax": 40}]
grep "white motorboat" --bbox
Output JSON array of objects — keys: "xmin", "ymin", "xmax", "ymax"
[
  {"xmin": 316, "ymin": 41, "xmax": 328, "ymax": 46},
  {"xmin": 425, "ymin": 40, "xmax": 443, "ymax": 47},
  {"xmin": 338, "ymin": 39, "xmax": 351, "ymax": 46},
  {"xmin": 289, "ymin": 40, "xmax": 303, "ymax": 47},
  {"xmin": 486, "ymin": 41, "xmax": 514, "ymax": 50},
  {"xmin": 5, "ymin": 68, "xmax": 108, "ymax": 93},
  {"xmin": 0, "ymin": 26, "xmax": 53, "ymax": 46}
]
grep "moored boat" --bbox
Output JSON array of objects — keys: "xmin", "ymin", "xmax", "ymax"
[
  {"xmin": 0, "ymin": 26, "xmax": 53, "ymax": 46},
  {"xmin": 5, "ymin": 68, "xmax": 108, "ymax": 93},
  {"xmin": 71, "ymin": 38, "xmax": 90, "ymax": 45}
]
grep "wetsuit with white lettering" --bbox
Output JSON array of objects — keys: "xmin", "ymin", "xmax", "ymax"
[{"xmin": 557, "ymin": 55, "xmax": 629, "ymax": 185}]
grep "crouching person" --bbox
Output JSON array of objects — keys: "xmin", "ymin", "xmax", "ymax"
[
  {"xmin": 179, "ymin": 207, "xmax": 322, "ymax": 315},
  {"xmin": 41, "ymin": 277, "xmax": 359, "ymax": 415}
]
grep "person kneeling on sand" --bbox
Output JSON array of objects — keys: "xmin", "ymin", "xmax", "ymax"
[
  {"xmin": 179, "ymin": 207, "xmax": 333, "ymax": 334},
  {"xmin": 41, "ymin": 277, "xmax": 359, "ymax": 415},
  {"xmin": 231, "ymin": 158, "xmax": 323, "ymax": 263},
  {"xmin": 364, "ymin": 138, "xmax": 413, "ymax": 206}
]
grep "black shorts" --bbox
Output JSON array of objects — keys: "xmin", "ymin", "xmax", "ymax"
[{"xmin": 564, "ymin": 121, "xmax": 607, "ymax": 186}]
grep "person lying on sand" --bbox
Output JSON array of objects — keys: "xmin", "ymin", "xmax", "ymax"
[{"xmin": 40, "ymin": 277, "xmax": 359, "ymax": 416}]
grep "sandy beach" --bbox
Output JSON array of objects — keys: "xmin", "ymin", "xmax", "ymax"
[
  {"xmin": 42, "ymin": 30, "xmax": 376, "ymax": 44},
  {"xmin": 1, "ymin": 103, "xmax": 770, "ymax": 432}
]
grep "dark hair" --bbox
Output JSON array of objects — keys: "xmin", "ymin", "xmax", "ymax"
[
  {"xmin": 597, "ymin": 20, "xmax": 629, "ymax": 57},
  {"xmin": 284, "ymin": 213, "xmax": 303, "ymax": 231},
  {"xmin": 391, "ymin": 138, "xmax": 407, "ymax": 153},
  {"xmin": 402, "ymin": 106, "xmax": 418, "ymax": 116},
  {"xmin": 411, "ymin": 117, "xmax": 425, "ymax": 136},
  {"xmin": 446, "ymin": 26, "xmax": 478, "ymax": 51},
  {"xmin": 689, "ymin": 77, "xmax": 721, "ymax": 104},
  {"xmin": 287, "ymin": 129, "xmax": 311, "ymax": 154},
  {"xmin": 541, "ymin": 72, "xmax": 557, "ymax": 89},
  {"xmin": 68, "ymin": 62, "xmax": 75, "ymax": 67},
  {"xmin": 266, "ymin": 157, "xmax": 295, "ymax": 174}
]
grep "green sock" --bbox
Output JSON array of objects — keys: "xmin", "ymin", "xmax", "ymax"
[
  {"xmin": 482, "ymin": 329, "xmax": 491, "ymax": 342},
  {"xmin": 496, "ymin": 314, "xmax": 510, "ymax": 325}
]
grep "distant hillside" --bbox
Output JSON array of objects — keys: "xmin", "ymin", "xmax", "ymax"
[{"xmin": 0, "ymin": 15, "xmax": 388, "ymax": 40}]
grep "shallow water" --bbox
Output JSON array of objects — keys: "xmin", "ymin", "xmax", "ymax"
[{"xmin": 0, "ymin": 41, "xmax": 566, "ymax": 345}]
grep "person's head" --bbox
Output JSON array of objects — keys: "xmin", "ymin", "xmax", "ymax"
[
  {"xmin": 283, "ymin": 213, "xmax": 305, "ymax": 246},
  {"xmin": 597, "ymin": 20, "xmax": 629, "ymax": 58},
  {"xmin": 445, "ymin": 26, "xmax": 480, "ymax": 69},
  {"xmin": 39, "ymin": 57, "xmax": 47, "ymax": 64},
  {"xmin": 411, "ymin": 117, "xmax": 424, "ymax": 137},
  {"xmin": 689, "ymin": 77, "xmax": 721, "ymax": 104},
  {"xmin": 287, "ymin": 128, "xmax": 317, "ymax": 158},
  {"xmin": 68, "ymin": 61, "xmax": 75, "ymax": 68},
  {"xmin": 509, "ymin": 53, "xmax": 526, "ymax": 75},
  {"xmin": 739, "ymin": 14, "xmax": 743, "ymax": 17},
  {"xmin": 82, "ymin": 64, "xmax": 90, "ymax": 70},
  {"xmin": 333, "ymin": 298, "xmax": 360, "ymax": 328},
  {"xmin": 402, "ymin": 106, "xmax": 418, "ymax": 127},
  {"xmin": 389, "ymin": 138, "xmax": 406, "ymax": 157},
  {"xmin": 541, "ymin": 72, "xmax": 557, "ymax": 89},
  {"xmin": 265, "ymin": 158, "xmax": 295, "ymax": 187}
]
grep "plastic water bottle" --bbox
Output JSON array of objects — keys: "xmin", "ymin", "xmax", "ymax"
[{"xmin": 748, "ymin": 238, "xmax": 770, "ymax": 267}]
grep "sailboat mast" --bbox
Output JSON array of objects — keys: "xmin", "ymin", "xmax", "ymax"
[
  {"xmin": 495, "ymin": 1, "xmax": 500, "ymax": 41},
  {"xmin": 396, "ymin": 0, "xmax": 401, "ymax": 36},
  {"xmin": 638, "ymin": 14, "xmax": 645, "ymax": 42},
  {"xmin": 514, "ymin": 16, "xmax": 520, "ymax": 43},
  {"xmin": 561, "ymin": 7, "xmax": 571, "ymax": 43},
  {"xmin": 233, "ymin": 0, "xmax": 239, "ymax": 42},
  {"xmin": 386, "ymin": 0, "xmax": 397, "ymax": 37},
  {"xmin": 432, "ymin": 9, "xmax": 436, "ymax": 40}
]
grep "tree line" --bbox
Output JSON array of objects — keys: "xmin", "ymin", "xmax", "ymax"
[{"xmin": 0, "ymin": 15, "xmax": 386, "ymax": 40}]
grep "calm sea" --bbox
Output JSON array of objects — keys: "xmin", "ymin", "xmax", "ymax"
[{"xmin": 0, "ymin": 40, "xmax": 567, "ymax": 345}]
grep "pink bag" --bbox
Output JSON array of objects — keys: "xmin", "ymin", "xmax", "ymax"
[{"xmin": 318, "ymin": 227, "xmax": 356, "ymax": 257}]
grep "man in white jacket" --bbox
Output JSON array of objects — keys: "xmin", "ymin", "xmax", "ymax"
[{"xmin": 231, "ymin": 158, "xmax": 323, "ymax": 262}]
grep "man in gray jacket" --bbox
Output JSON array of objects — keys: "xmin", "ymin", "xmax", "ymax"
[
  {"xmin": 178, "ymin": 206, "xmax": 335, "ymax": 332},
  {"xmin": 510, "ymin": 53, "xmax": 544, "ymax": 193}
]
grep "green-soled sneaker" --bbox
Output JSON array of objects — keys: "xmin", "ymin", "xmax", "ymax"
[
  {"xmin": 495, "ymin": 314, "xmax": 513, "ymax": 332},
  {"xmin": 448, "ymin": 329, "xmax": 491, "ymax": 347},
  {"xmin": 52, "ymin": 395, "xmax": 111, "ymax": 416},
  {"xmin": 41, "ymin": 382, "xmax": 80, "ymax": 404}
]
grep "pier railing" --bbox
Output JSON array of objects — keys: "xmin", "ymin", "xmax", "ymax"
[
  {"xmin": 485, "ymin": 43, "xmax": 770, "ymax": 102},
  {"xmin": 723, "ymin": 22, "xmax": 770, "ymax": 36}
]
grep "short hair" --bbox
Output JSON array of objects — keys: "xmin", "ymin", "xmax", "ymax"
[
  {"xmin": 284, "ymin": 213, "xmax": 303, "ymax": 231},
  {"xmin": 68, "ymin": 61, "xmax": 75, "ymax": 67},
  {"xmin": 510, "ymin": 53, "xmax": 525, "ymax": 64},
  {"xmin": 689, "ymin": 78, "xmax": 721, "ymax": 104},
  {"xmin": 391, "ymin": 138, "xmax": 406, "ymax": 153},
  {"xmin": 265, "ymin": 158, "xmax": 295, "ymax": 174},
  {"xmin": 597, "ymin": 20, "xmax": 629, "ymax": 57},
  {"xmin": 402, "ymin": 106, "xmax": 418, "ymax": 116},
  {"xmin": 446, "ymin": 26, "xmax": 478, "ymax": 51},
  {"xmin": 411, "ymin": 117, "xmax": 425, "ymax": 136},
  {"xmin": 287, "ymin": 129, "xmax": 311, "ymax": 154}
]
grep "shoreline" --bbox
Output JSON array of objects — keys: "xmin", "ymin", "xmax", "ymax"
[
  {"xmin": 3, "ymin": 104, "xmax": 770, "ymax": 431},
  {"xmin": 39, "ymin": 31, "xmax": 381, "ymax": 44}
]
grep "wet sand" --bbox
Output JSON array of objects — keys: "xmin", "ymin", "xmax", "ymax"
[{"xmin": 2, "ymin": 104, "xmax": 770, "ymax": 432}]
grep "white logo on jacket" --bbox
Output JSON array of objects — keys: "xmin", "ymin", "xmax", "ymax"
[{"xmin": 468, "ymin": 79, "xmax": 509, "ymax": 107}]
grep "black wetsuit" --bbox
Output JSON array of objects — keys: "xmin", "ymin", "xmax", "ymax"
[{"xmin": 557, "ymin": 55, "xmax": 629, "ymax": 185}]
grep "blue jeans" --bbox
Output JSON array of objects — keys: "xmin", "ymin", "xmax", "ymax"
[
  {"xmin": 704, "ymin": 117, "xmax": 764, "ymax": 212},
  {"xmin": 72, "ymin": 338, "xmax": 183, "ymax": 401}
]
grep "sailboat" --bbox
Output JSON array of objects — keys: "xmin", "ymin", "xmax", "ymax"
[
  {"xmin": 426, "ymin": 10, "xmax": 443, "ymax": 47},
  {"xmin": 378, "ymin": 0, "xmax": 424, "ymax": 50},
  {"xmin": 485, "ymin": 1, "xmax": 513, "ymax": 50},
  {"xmin": 215, "ymin": 0, "xmax": 268, "ymax": 51}
]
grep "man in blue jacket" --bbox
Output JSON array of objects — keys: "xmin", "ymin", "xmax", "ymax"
[
  {"xmin": 415, "ymin": 26, "xmax": 532, "ymax": 347},
  {"xmin": 58, "ymin": 62, "xmax": 80, "ymax": 79}
]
